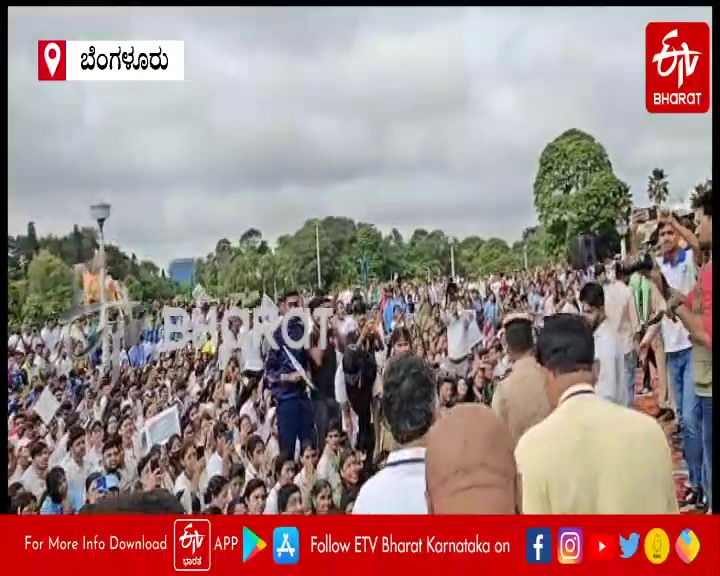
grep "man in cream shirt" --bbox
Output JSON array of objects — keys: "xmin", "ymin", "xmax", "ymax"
[{"xmin": 515, "ymin": 314, "xmax": 677, "ymax": 514}]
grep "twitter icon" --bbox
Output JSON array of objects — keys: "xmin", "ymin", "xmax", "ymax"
[{"xmin": 619, "ymin": 533, "xmax": 640, "ymax": 559}]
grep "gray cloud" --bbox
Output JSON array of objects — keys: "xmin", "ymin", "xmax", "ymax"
[{"xmin": 9, "ymin": 7, "xmax": 712, "ymax": 267}]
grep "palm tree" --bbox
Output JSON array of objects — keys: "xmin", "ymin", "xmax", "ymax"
[
  {"xmin": 693, "ymin": 178, "xmax": 712, "ymax": 198},
  {"xmin": 647, "ymin": 168, "xmax": 670, "ymax": 206}
]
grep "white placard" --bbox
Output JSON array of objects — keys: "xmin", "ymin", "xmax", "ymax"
[
  {"xmin": 143, "ymin": 405, "xmax": 181, "ymax": 452},
  {"xmin": 33, "ymin": 387, "xmax": 61, "ymax": 426}
]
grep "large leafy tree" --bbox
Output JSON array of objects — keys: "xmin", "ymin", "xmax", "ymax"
[
  {"xmin": 647, "ymin": 168, "xmax": 670, "ymax": 206},
  {"xmin": 14, "ymin": 250, "xmax": 75, "ymax": 326},
  {"xmin": 8, "ymin": 224, "xmax": 180, "ymax": 327},
  {"xmin": 533, "ymin": 129, "xmax": 632, "ymax": 257}
]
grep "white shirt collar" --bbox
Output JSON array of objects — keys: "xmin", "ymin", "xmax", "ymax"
[{"xmin": 386, "ymin": 446, "xmax": 426, "ymax": 465}]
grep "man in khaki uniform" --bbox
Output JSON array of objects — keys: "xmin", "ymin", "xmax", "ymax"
[{"xmin": 492, "ymin": 313, "xmax": 551, "ymax": 447}]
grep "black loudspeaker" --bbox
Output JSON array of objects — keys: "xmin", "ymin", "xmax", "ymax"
[{"xmin": 570, "ymin": 234, "xmax": 598, "ymax": 270}]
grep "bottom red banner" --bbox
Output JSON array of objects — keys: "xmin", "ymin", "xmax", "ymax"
[{"xmin": 5, "ymin": 515, "xmax": 718, "ymax": 575}]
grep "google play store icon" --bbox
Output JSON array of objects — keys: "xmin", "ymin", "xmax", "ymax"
[{"xmin": 243, "ymin": 527, "xmax": 267, "ymax": 563}]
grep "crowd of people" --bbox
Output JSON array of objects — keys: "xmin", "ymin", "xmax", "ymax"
[{"xmin": 6, "ymin": 186, "xmax": 712, "ymax": 515}]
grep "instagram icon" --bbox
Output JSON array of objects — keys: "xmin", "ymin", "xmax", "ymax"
[{"xmin": 558, "ymin": 528, "xmax": 584, "ymax": 564}]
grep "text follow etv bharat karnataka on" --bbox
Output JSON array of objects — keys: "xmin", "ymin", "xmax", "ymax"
[
  {"xmin": 24, "ymin": 535, "xmax": 169, "ymax": 551},
  {"xmin": 310, "ymin": 534, "xmax": 511, "ymax": 555}
]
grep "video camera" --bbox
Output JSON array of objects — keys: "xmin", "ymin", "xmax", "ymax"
[{"xmin": 619, "ymin": 251, "xmax": 655, "ymax": 276}]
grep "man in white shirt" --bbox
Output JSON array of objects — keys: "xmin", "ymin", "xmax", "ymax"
[
  {"xmin": 61, "ymin": 426, "xmax": 97, "ymax": 512},
  {"xmin": 21, "ymin": 440, "xmax": 50, "ymax": 501},
  {"xmin": 441, "ymin": 282, "xmax": 479, "ymax": 379},
  {"xmin": 200, "ymin": 421, "xmax": 232, "ymax": 497},
  {"xmin": 353, "ymin": 353, "xmax": 437, "ymax": 514},
  {"xmin": 602, "ymin": 263, "xmax": 641, "ymax": 407},
  {"xmin": 579, "ymin": 282, "xmax": 625, "ymax": 405},
  {"xmin": 655, "ymin": 219, "xmax": 703, "ymax": 507}
]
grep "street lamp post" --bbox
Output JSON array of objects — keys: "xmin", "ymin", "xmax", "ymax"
[
  {"xmin": 90, "ymin": 202, "xmax": 111, "ymax": 373},
  {"xmin": 450, "ymin": 242, "xmax": 456, "ymax": 279},
  {"xmin": 315, "ymin": 222, "xmax": 322, "ymax": 290},
  {"xmin": 616, "ymin": 218, "xmax": 629, "ymax": 260},
  {"xmin": 358, "ymin": 255, "xmax": 369, "ymax": 286}
]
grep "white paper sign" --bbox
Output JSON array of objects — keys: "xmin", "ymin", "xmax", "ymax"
[
  {"xmin": 33, "ymin": 387, "xmax": 61, "ymax": 426},
  {"xmin": 142, "ymin": 405, "xmax": 181, "ymax": 452}
]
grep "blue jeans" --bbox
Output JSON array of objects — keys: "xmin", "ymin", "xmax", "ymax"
[
  {"xmin": 699, "ymin": 396, "xmax": 713, "ymax": 508},
  {"xmin": 623, "ymin": 351, "xmax": 638, "ymax": 407},
  {"xmin": 666, "ymin": 348, "xmax": 703, "ymax": 488},
  {"xmin": 276, "ymin": 395, "xmax": 315, "ymax": 457}
]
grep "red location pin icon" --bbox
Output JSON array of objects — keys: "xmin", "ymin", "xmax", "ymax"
[{"xmin": 44, "ymin": 42, "xmax": 61, "ymax": 77}]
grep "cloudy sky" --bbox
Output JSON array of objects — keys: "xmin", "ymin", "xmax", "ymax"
[{"xmin": 9, "ymin": 7, "xmax": 712, "ymax": 267}]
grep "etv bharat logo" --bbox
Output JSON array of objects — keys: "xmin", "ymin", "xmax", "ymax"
[
  {"xmin": 653, "ymin": 29, "xmax": 702, "ymax": 89},
  {"xmin": 646, "ymin": 22, "xmax": 710, "ymax": 114}
]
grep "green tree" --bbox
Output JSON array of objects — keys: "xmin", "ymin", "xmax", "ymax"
[
  {"xmin": 647, "ymin": 168, "xmax": 670, "ymax": 206},
  {"xmin": 533, "ymin": 128, "xmax": 631, "ymax": 257},
  {"xmin": 9, "ymin": 213, "xmax": 556, "ymax": 323},
  {"xmin": 691, "ymin": 178, "xmax": 712, "ymax": 205},
  {"xmin": 21, "ymin": 250, "xmax": 75, "ymax": 325}
]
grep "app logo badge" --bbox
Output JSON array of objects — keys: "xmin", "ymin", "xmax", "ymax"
[
  {"xmin": 619, "ymin": 533, "xmax": 640, "ymax": 559},
  {"xmin": 675, "ymin": 528, "xmax": 700, "ymax": 564},
  {"xmin": 242, "ymin": 527, "xmax": 267, "ymax": 563},
  {"xmin": 525, "ymin": 528, "xmax": 552, "ymax": 564},
  {"xmin": 273, "ymin": 527, "xmax": 299, "ymax": 565},
  {"xmin": 173, "ymin": 519, "xmax": 212, "ymax": 572},
  {"xmin": 589, "ymin": 534, "xmax": 615, "ymax": 560},
  {"xmin": 558, "ymin": 528, "xmax": 584, "ymax": 564},
  {"xmin": 644, "ymin": 528, "xmax": 670, "ymax": 564},
  {"xmin": 645, "ymin": 22, "xmax": 711, "ymax": 114}
]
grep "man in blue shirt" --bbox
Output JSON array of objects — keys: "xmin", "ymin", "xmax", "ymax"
[
  {"xmin": 383, "ymin": 290, "xmax": 406, "ymax": 333},
  {"xmin": 265, "ymin": 290, "xmax": 315, "ymax": 455}
]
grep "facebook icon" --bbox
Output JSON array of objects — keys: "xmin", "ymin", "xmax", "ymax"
[{"xmin": 526, "ymin": 528, "xmax": 552, "ymax": 564}]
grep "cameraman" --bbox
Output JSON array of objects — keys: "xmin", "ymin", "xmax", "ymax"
[
  {"xmin": 652, "ymin": 190, "xmax": 712, "ymax": 511},
  {"xmin": 625, "ymin": 252, "xmax": 671, "ymax": 416},
  {"xmin": 653, "ymin": 211, "xmax": 704, "ymax": 510}
]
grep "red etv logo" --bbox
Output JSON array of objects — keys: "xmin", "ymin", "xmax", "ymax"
[
  {"xmin": 173, "ymin": 519, "xmax": 212, "ymax": 572},
  {"xmin": 589, "ymin": 534, "xmax": 616, "ymax": 560}
]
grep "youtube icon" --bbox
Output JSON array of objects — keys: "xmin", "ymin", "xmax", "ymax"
[{"xmin": 589, "ymin": 534, "xmax": 616, "ymax": 560}]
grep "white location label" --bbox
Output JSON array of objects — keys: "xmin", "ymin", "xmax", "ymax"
[{"xmin": 44, "ymin": 42, "xmax": 61, "ymax": 77}]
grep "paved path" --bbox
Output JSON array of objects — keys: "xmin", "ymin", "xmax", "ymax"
[{"xmin": 632, "ymin": 370, "xmax": 701, "ymax": 515}]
